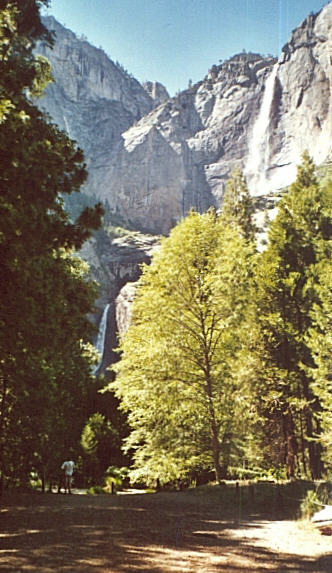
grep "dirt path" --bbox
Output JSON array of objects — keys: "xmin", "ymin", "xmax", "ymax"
[{"xmin": 0, "ymin": 489, "xmax": 331, "ymax": 572}]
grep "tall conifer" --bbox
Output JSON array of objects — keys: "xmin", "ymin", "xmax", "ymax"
[
  {"xmin": 0, "ymin": 1, "xmax": 103, "ymax": 489},
  {"xmin": 249, "ymin": 153, "xmax": 332, "ymax": 478}
]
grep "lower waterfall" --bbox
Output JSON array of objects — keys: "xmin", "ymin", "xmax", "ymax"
[{"xmin": 93, "ymin": 303, "xmax": 110, "ymax": 374}]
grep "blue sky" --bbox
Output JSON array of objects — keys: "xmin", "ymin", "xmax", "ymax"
[{"xmin": 43, "ymin": 0, "xmax": 329, "ymax": 95}]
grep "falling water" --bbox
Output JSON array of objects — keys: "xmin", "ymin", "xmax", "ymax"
[
  {"xmin": 245, "ymin": 63, "xmax": 279, "ymax": 196},
  {"xmin": 93, "ymin": 303, "xmax": 110, "ymax": 374},
  {"xmin": 63, "ymin": 114, "xmax": 71, "ymax": 137}
]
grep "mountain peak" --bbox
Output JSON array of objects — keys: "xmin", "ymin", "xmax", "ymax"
[{"xmin": 143, "ymin": 81, "xmax": 170, "ymax": 107}]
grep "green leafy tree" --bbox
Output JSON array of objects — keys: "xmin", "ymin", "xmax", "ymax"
[
  {"xmin": 81, "ymin": 412, "xmax": 120, "ymax": 484},
  {"xmin": 110, "ymin": 210, "xmax": 253, "ymax": 485}
]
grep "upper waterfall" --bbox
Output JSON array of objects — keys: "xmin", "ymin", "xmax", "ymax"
[{"xmin": 245, "ymin": 63, "xmax": 279, "ymax": 196}]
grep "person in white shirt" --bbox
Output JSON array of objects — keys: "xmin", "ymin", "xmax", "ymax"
[{"xmin": 61, "ymin": 459, "xmax": 75, "ymax": 494}]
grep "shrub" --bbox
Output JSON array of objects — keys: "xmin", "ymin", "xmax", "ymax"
[
  {"xmin": 104, "ymin": 465, "xmax": 130, "ymax": 493},
  {"xmin": 104, "ymin": 476, "xmax": 121, "ymax": 494},
  {"xmin": 86, "ymin": 485, "xmax": 105, "ymax": 495},
  {"xmin": 316, "ymin": 482, "xmax": 332, "ymax": 505},
  {"xmin": 300, "ymin": 489, "xmax": 323, "ymax": 519}
]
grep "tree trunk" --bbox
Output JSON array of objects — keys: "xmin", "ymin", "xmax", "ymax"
[
  {"xmin": 206, "ymin": 391, "xmax": 222, "ymax": 483},
  {"xmin": 284, "ymin": 409, "xmax": 298, "ymax": 480},
  {"xmin": 200, "ymin": 308, "xmax": 223, "ymax": 483},
  {"xmin": 220, "ymin": 431, "xmax": 232, "ymax": 479},
  {"xmin": 301, "ymin": 373, "xmax": 323, "ymax": 479},
  {"xmin": 211, "ymin": 428, "xmax": 222, "ymax": 484},
  {"xmin": 305, "ymin": 410, "xmax": 323, "ymax": 479},
  {"xmin": 205, "ymin": 378, "xmax": 222, "ymax": 483},
  {"xmin": 299, "ymin": 412, "xmax": 308, "ymax": 475},
  {"xmin": 0, "ymin": 376, "xmax": 8, "ymax": 496}
]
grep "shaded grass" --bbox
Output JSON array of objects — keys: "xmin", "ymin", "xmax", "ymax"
[{"xmin": 185, "ymin": 479, "xmax": 316, "ymax": 521}]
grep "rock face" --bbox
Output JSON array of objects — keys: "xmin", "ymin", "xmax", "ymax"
[
  {"xmin": 113, "ymin": 52, "xmax": 277, "ymax": 233},
  {"xmin": 39, "ymin": 4, "xmax": 332, "ymax": 235},
  {"xmin": 116, "ymin": 282, "xmax": 137, "ymax": 338},
  {"xmin": 111, "ymin": 3, "xmax": 332, "ymax": 232},
  {"xmin": 37, "ymin": 17, "xmax": 158, "ymax": 199},
  {"xmin": 143, "ymin": 81, "xmax": 170, "ymax": 107},
  {"xmin": 246, "ymin": 6, "xmax": 332, "ymax": 195},
  {"xmin": 37, "ymin": 4, "xmax": 332, "ymax": 372},
  {"xmin": 79, "ymin": 231, "xmax": 159, "ymax": 374}
]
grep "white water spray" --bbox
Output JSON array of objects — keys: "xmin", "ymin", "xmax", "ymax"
[
  {"xmin": 245, "ymin": 63, "xmax": 279, "ymax": 196},
  {"xmin": 93, "ymin": 303, "xmax": 110, "ymax": 374},
  {"xmin": 63, "ymin": 114, "xmax": 71, "ymax": 137}
]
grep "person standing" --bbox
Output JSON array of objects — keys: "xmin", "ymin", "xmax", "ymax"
[{"xmin": 61, "ymin": 459, "xmax": 75, "ymax": 494}]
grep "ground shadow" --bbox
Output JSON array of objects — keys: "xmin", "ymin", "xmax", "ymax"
[{"xmin": 0, "ymin": 489, "xmax": 331, "ymax": 572}]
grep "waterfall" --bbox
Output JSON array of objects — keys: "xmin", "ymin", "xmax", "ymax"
[
  {"xmin": 245, "ymin": 63, "xmax": 279, "ymax": 196},
  {"xmin": 93, "ymin": 303, "xmax": 110, "ymax": 374},
  {"xmin": 63, "ymin": 114, "xmax": 71, "ymax": 137}
]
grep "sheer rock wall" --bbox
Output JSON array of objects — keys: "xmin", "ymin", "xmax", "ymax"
[{"xmin": 37, "ymin": 5, "xmax": 332, "ymax": 371}]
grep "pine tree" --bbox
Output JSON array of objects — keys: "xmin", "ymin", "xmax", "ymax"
[
  {"xmin": 306, "ymin": 175, "xmax": 332, "ymax": 469},
  {"xmin": 221, "ymin": 168, "xmax": 257, "ymax": 242},
  {"xmin": 0, "ymin": 1, "xmax": 103, "ymax": 489},
  {"xmin": 248, "ymin": 153, "xmax": 332, "ymax": 479}
]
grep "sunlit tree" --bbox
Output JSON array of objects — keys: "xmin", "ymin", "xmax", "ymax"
[{"xmin": 111, "ymin": 210, "xmax": 254, "ymax": 484}]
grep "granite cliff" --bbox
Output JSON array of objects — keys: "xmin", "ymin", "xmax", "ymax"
[
  {"xmin": 39, "ymin": 5, "xmax": 332, "ymax": 235},
  {"xmin": 79, "ymin": 230, "xmax": 160, "ymax": 374},
  {"xmin": 37, "ymin": 16, "xmax": 168, "ymax": 203},
  {"xmin": 37, "ymin": 4, "xmax": 332, "ymax": 372}
]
